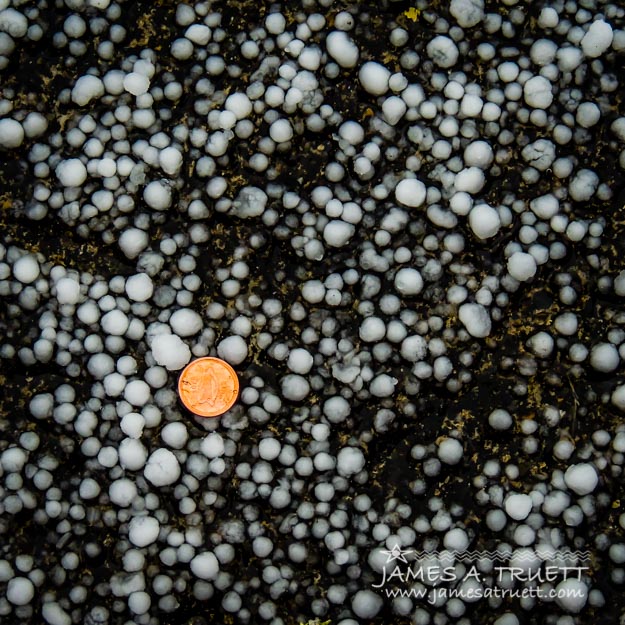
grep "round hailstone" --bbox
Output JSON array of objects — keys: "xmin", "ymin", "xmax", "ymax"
[
  {"xmin": 128, "ymin": 515, "xmax": 160, "ymax": 547},
  {"xmin": 0, "ymin": 8, "xmax": 28, "ymax": 38},
  {"xmin": 581, "ymin": 19, "xmax": 613, "ymax": 58},
  {"xmin": 161, "ymin": 422, "xmax": 188, "ymax": 449},
  {"xmin": 358, "ymin": 61, "xmax": 390, "ymax": 96},
  {"xmin": 259, "ymin": 438, "xmax": 281, "ymax": 461},
  {"xmin": 468, "ymin": 204, "xmax": 500, "ymax": 239},
  {"xmin": 326, "ymin": 30, "xmax": 359, "ymax": 68},
  {"xmin": 507, "ymin": 252, "xmax": 537, "ymax": 282},
  {"xmin": 151, "ymin": 334, "xmax": 191, "ymax": 371},
  {"xmin": 489, "ymin": 408, "xmax": 513, "ymax": 430},
  {"xmin": 611, "ymin": 385, "xmax": 625, "ymax": 411},
  {"xmin": 281, "ymin": 374, "xmax": 310, "ymax": 401},
  {"xmin": 450, "ymin": 0, "xmax": 484, "ymax": 28},
  {"xmin": 125, "ymin": 273, "xmax": 153, "ymax": 302},
  {"xmin": 400, "ymin": 335, "xmax": 428, "ymax": 362},
  {"xmin": 589, "ymin": 343, "xmax": 620, "ymax": 373},
  {"xmin": 190, "ymin": 552, "xmax": 219, "ymax": 580},
  {"xmin": 225, "ymin": 92, "xmax": 253, "ymax": 119},
  {"xmin": 101, "ymin": 310, "xmax": 129, "ymax": 336},
  {"xmin": 323, "ymin": 219, "xmax": 355, "ymax": 247},
  {"xmin": 143, "ymin": 180, "xmax": 172, "ymax": 211},
  {"xmin": 71, "ymin": 74, "xmax": 104, "ymax": 106},
  {"xmin": 217, "ymin": 335, "xmax": 248, "ymax": 365},
  {"xmin": 124, "ymin": 380, "xmax": 151, "ymax": 407},
  {"xmin": 169, "ymin": 308, "xmax": 202, "ymax": 337},
  {"xmin": 444, "ymin": 528, "xmax": 470, "ymax": 552},
  {"xmin": 564, "ymin": 463, "xmax": 598, "ymax": 495},
  {"xmin": 528, "ymin": 331, "xmax": 554, "ymax": 358},
  {"xmin": 438, "ymin": 437, "xmax": 463, "ymax": 465},
  {"xmin": 337, "ymin": 447, "xmax": 365, "ymax": 477},
  {"xmin": 118, "ymin": 228, "xmax": 149, "ymax": 259},
  {"xmin": 55, "ymin": 277, "xmax": 81, "ymax": 305},
  {"xmin": 123, "ymin": 72, "xmax": 150, "ymax": 96},
  {"xmin": 394, "ymin": 267, "xmax": 424, "ymax": 296},
  {"xmin": 351, "ymin": 590, "xmax": 383, "ymax": 619},
  {"xmin": 231, "ymin": 186, "xmax": 268, "ymax": 219},
  {"xmin": 269, "ymin": 118, "xmax": 293, "ymax": 143},
  {"xmin": 109, "ymin": 478, "xmax": 138, "ymax": 506},
  {"xmin": 530, "ymin": 194, "xmax": 559, "ymax": 220},
  {"xmin": 504, "ymin": 493, "xmax": 533, "ymax": 520},
  {"xmin": 56, "ymin": 158, "xmax": 87, "ymax": 187},
  {"xmin": 523, "ymin": 76, "xmax": 553, "ymax": 109},
  {"xmin": 13, "ymin": 255, "xmax": 39, "ymax": 284},
  {"xmin": 6, "ymin": 577, "xmax": 35, "ymax": 606},
  {"xmin": 144, "ymin": 448, "xmax": 180, "ymax": 486},
  {"xmin": 458, "ymin": 303, "xmax": 491, "ymax": 338},
  {"xmin": 287, "ymin": 348, "xmax": 314, "ymax": 374},
  {"xmin": 201, "ymin": 433, "xmax": 225, "ymax": 458},
  {"xmin": 159, "ymin": 147, "xmax": 183, "ymax": 176},
  {"xmin": 395, "ymin": 178, "xmax": 426, "ymax": 207},
  {"xmin": 426, "ymin": 35, "xmax": 459, "ymax": 68},
  {"xmin": 555, "ymin": 578, "xmax": 588, "ymax": 613},
  {"xmin": 359, "ymin": 316, "xmax": 386, "ymax": 342},
  {"xmin": 323, "ymin": 396, "xmax": 350, "ymax": 423},
  {"xmin": 0, "ymin": 118, "xmax": 24, "ymax": 149}
]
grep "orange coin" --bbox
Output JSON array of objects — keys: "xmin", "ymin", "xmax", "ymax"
[{"xmin": 178, "ymin": 357, "xmax": 239, "ymax": 417}]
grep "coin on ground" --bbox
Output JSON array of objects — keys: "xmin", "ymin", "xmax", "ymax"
[{"xmin": 178, "ymin": 357, "xmax": 239, "ymax": 417}]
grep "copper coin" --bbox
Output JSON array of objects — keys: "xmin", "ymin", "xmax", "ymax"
[{"xmin": 178, "ymin": 357, "xmax": 239, "ymax": 417}]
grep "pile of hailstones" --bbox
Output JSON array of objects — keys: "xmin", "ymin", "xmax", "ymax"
[{"xmin": 1, "ymin": 0, "xmax": 625, "ymax": 623}]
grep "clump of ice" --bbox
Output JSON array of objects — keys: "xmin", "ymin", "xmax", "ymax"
[
  {"xmin": 144, "ymin": 448, "xmax": 181, "ymax": 487},
  {"xmin": 581, "ymin": 19, "xmax": 613, "ymax": 58},
  {"xmin": 458, "ymin": 303, "xmax": 491, "ymax": 337},
  {"xmin": 326, "ymin": 30, "xmax": 359, "ymax": 68},
  {"xmin": 151, "ymin": 334, "xmax": 191, "ymax": 371}
]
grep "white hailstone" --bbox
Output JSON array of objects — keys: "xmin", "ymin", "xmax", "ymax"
[
  {"xmin": 569, "ymin": 169, "xmax": 599, "ymax": 201},
  {"xmin": 159, "ymin": 147, "xmax": 183, "ymax": 176},
  {"xmin": 507, "ymin": 252, "xmax": 537, "ymax": 282},
  {"xmin": 530, "ymin": 194, "xmax": 559, "ymax": 220},
  {"xmin": 231, "ymin": 186, "xmax": 268, "ymax": 218},
  {"xmin": 0, "ymin": 8, "xmax": 28, "ymax": 38},
  {"xmin": 337, "ymin": 447, "xmax": 365, "ymax": 477},
  {"xmin": 611, "ymin": 385, "xmax": 625, "ymax": 411},
  {"xmin": 323, "ymin": 396, "xmax": 350, "ymax": 423},
  {"xmin": 0, "ymin": 118, "xmax": 24, "ymax": 149},
  {"xmin": 120, "ymin": 412, "xmax": 145, "ymax": 438},
  {"xmin": 55, "ymin": 277, "xmax": 81, "ymax": 305},
  {"xmin": 382, "ymin": 96, "xmax": 406, "ymax": 125},
  {"xmin": 463, "ymin": 140, "xmax": 493, "ymax": 169},
  {"xmin": 394, "ymin": 267, "xmax": 424, "ymax": 296},
  {"xmin": 201, "ymin": 433, "xmax": 225, "ymax": 459},
  {"xmin": 339, "ymin": 121, "xmax": 365, "ymax": 145},
  {"xmin": 71, "ymin": 74, "xmax": 104, "ymax": 106},
  {"xmin": 41, "ymin": 604, "xmax": 71, "ymax": 625},
  {"xmin": 101, "ymin": 309, "xmax": 129, "ymax": 336},
  {"xmin": 281, "ymin": 374, "xmax": 310, "ymax": 401},
  {"xmin": 287, "ymin": 348, "xmax": 314, "ymax": 374},
  {"xmin": 351, "ymin": 590, "xmax": 383, "ymax": 619},
  {"xmin": 128, "ymin": 591, "xmax": 151, "ymax": 615},
  {"xmin": 564, "ymin": 463, "xmax": 599, "ymax": 496},
  {"xmin": 458, "ymin": 303, "xmax": 491, "ymax": 338},
  {"xmin": 225, "ymin": 92, "xmax": 253, "ymax": 119},
  {"xmin": 125, "ymin": 273, "xmax": 153, "ymax": 302},
  {"xmin": 326, "ymin": 30, "xmax": 359, "ymax": 68},
  {"xmin": 323, "ymin": 219, "xmax": 355, "ymax": 247},
  {"xmin": 454, "ymin": 167, "xmax": 485, "ymax": 194},
  {"xmin": 370, "ymin": 374, "xmax": 396, "ymax": 398},
  {"xmin": 56, "ymin": 158, "xmax": 87, "ymax": 187},
  {"xmin": 576, "ymin": 102, "xmax": 601, "ymax": 128},
  {"xmin": 450, "ymin": 0, "xmax": 484, "ymax": 28},
  {"xmin": 118, "ymin": 228, "xmax": 149, "ymax": 259},
  {"xmin": 128, "ymin": 516, "xmax": 160, "ymax": 547},
  {"xmin": 527, "ymin": 331, "xmax": 554, "ymax": 358},
  {"xmin": 400, "ymin": 335, "xmax": 428, "ymax": 362},
  {"xmin": 523, "ymin": 76, "xmax": 553, "ymax": 109},
  {"xmin": 444, "ymin": 527, "xmax": 469, "ymax": 551},
  {"xmin": 6, "ymin": 577, "xmax": 35, "ymax": 605},
  {"xmin": 438, "ymin": 437, "xmax": 463, "ymax": 464},
  {"xmin": 395, "ymin": 178, "xmax": 426, "ymax": 207},
  {"xmin": 489, "ymin": 409, "xmax": 513, "ymax": 430},
  {"xmin": 259, "ymin": 438, "xmax": 281, "ymax": 461},
  {"xmin": 581, "ymin": 20, "xmax": 613, "ymax": 58},
  {"xmin": 190, "ymin": 552, "xmax": 219, "ymax": 580},
  {"xmin": 169, "ymin": 308, "xmax": 202, "ymax": 337},
  {"xmin": 468, "ymin": 204, "xmax": 500, "ymax": 239},
  {"xmin": 123, "ymin": 72, "xmax": 150, "ymax": 96},
  {"xmin": 269, "ymin": 118, "xmax": 293, "ymax": 143},
  {"xmin": 426, "ymin": 35, "xmax": 459, "ymax": 68},
  {"xmin": 555, "ymin": 578, "xmax": 588, "ymax": 612},
  {"xmin": 119, "ymin": 438, "xmax": 148, "ymax": 471},
  {"xmin": 589, "ymin": 343, "xmax": 620, "ymax": 372},
  {"xmin": 359, "ymin": 316, "xmax": 386, "ymax": 342},
  {"xmin": 109, "ymin": 478, "xmax": 137, "ymax": 507},
  {"xmin": 161, "ymin": 422, "xmax": 188, "ymax": 449},
  {"xmin": 124, "ymin": 380, "xmax": 151, "ymax": 407},
  {"xmin": 13, "ymin": 254, "xmax": 39, "ymax": 284},
  {"xmin": 144, "ymin": 448, "xmax": 180, "ymax": 487},
  {"xmin": 217, "ymin": 335, "xmax": 248, "ymax": 365},
  {"xmin": 358, "ymin": 61, "xmax": 391, "ymax": 96},
  {"xmin": 504, "ymin": 493, "xmax": 533, "ymax": 520},
  {"xmin": 151, "ymin": 333, "xmax": 191, "ymax": 371},
  {"xmin": 143, "ymin": 180, "xmax": 172, "ymax": 211}
]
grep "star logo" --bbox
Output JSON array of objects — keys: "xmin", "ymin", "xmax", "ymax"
[{"xmin": 380, "ymin": 544, "xmax": 413, "ymax": 563}]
